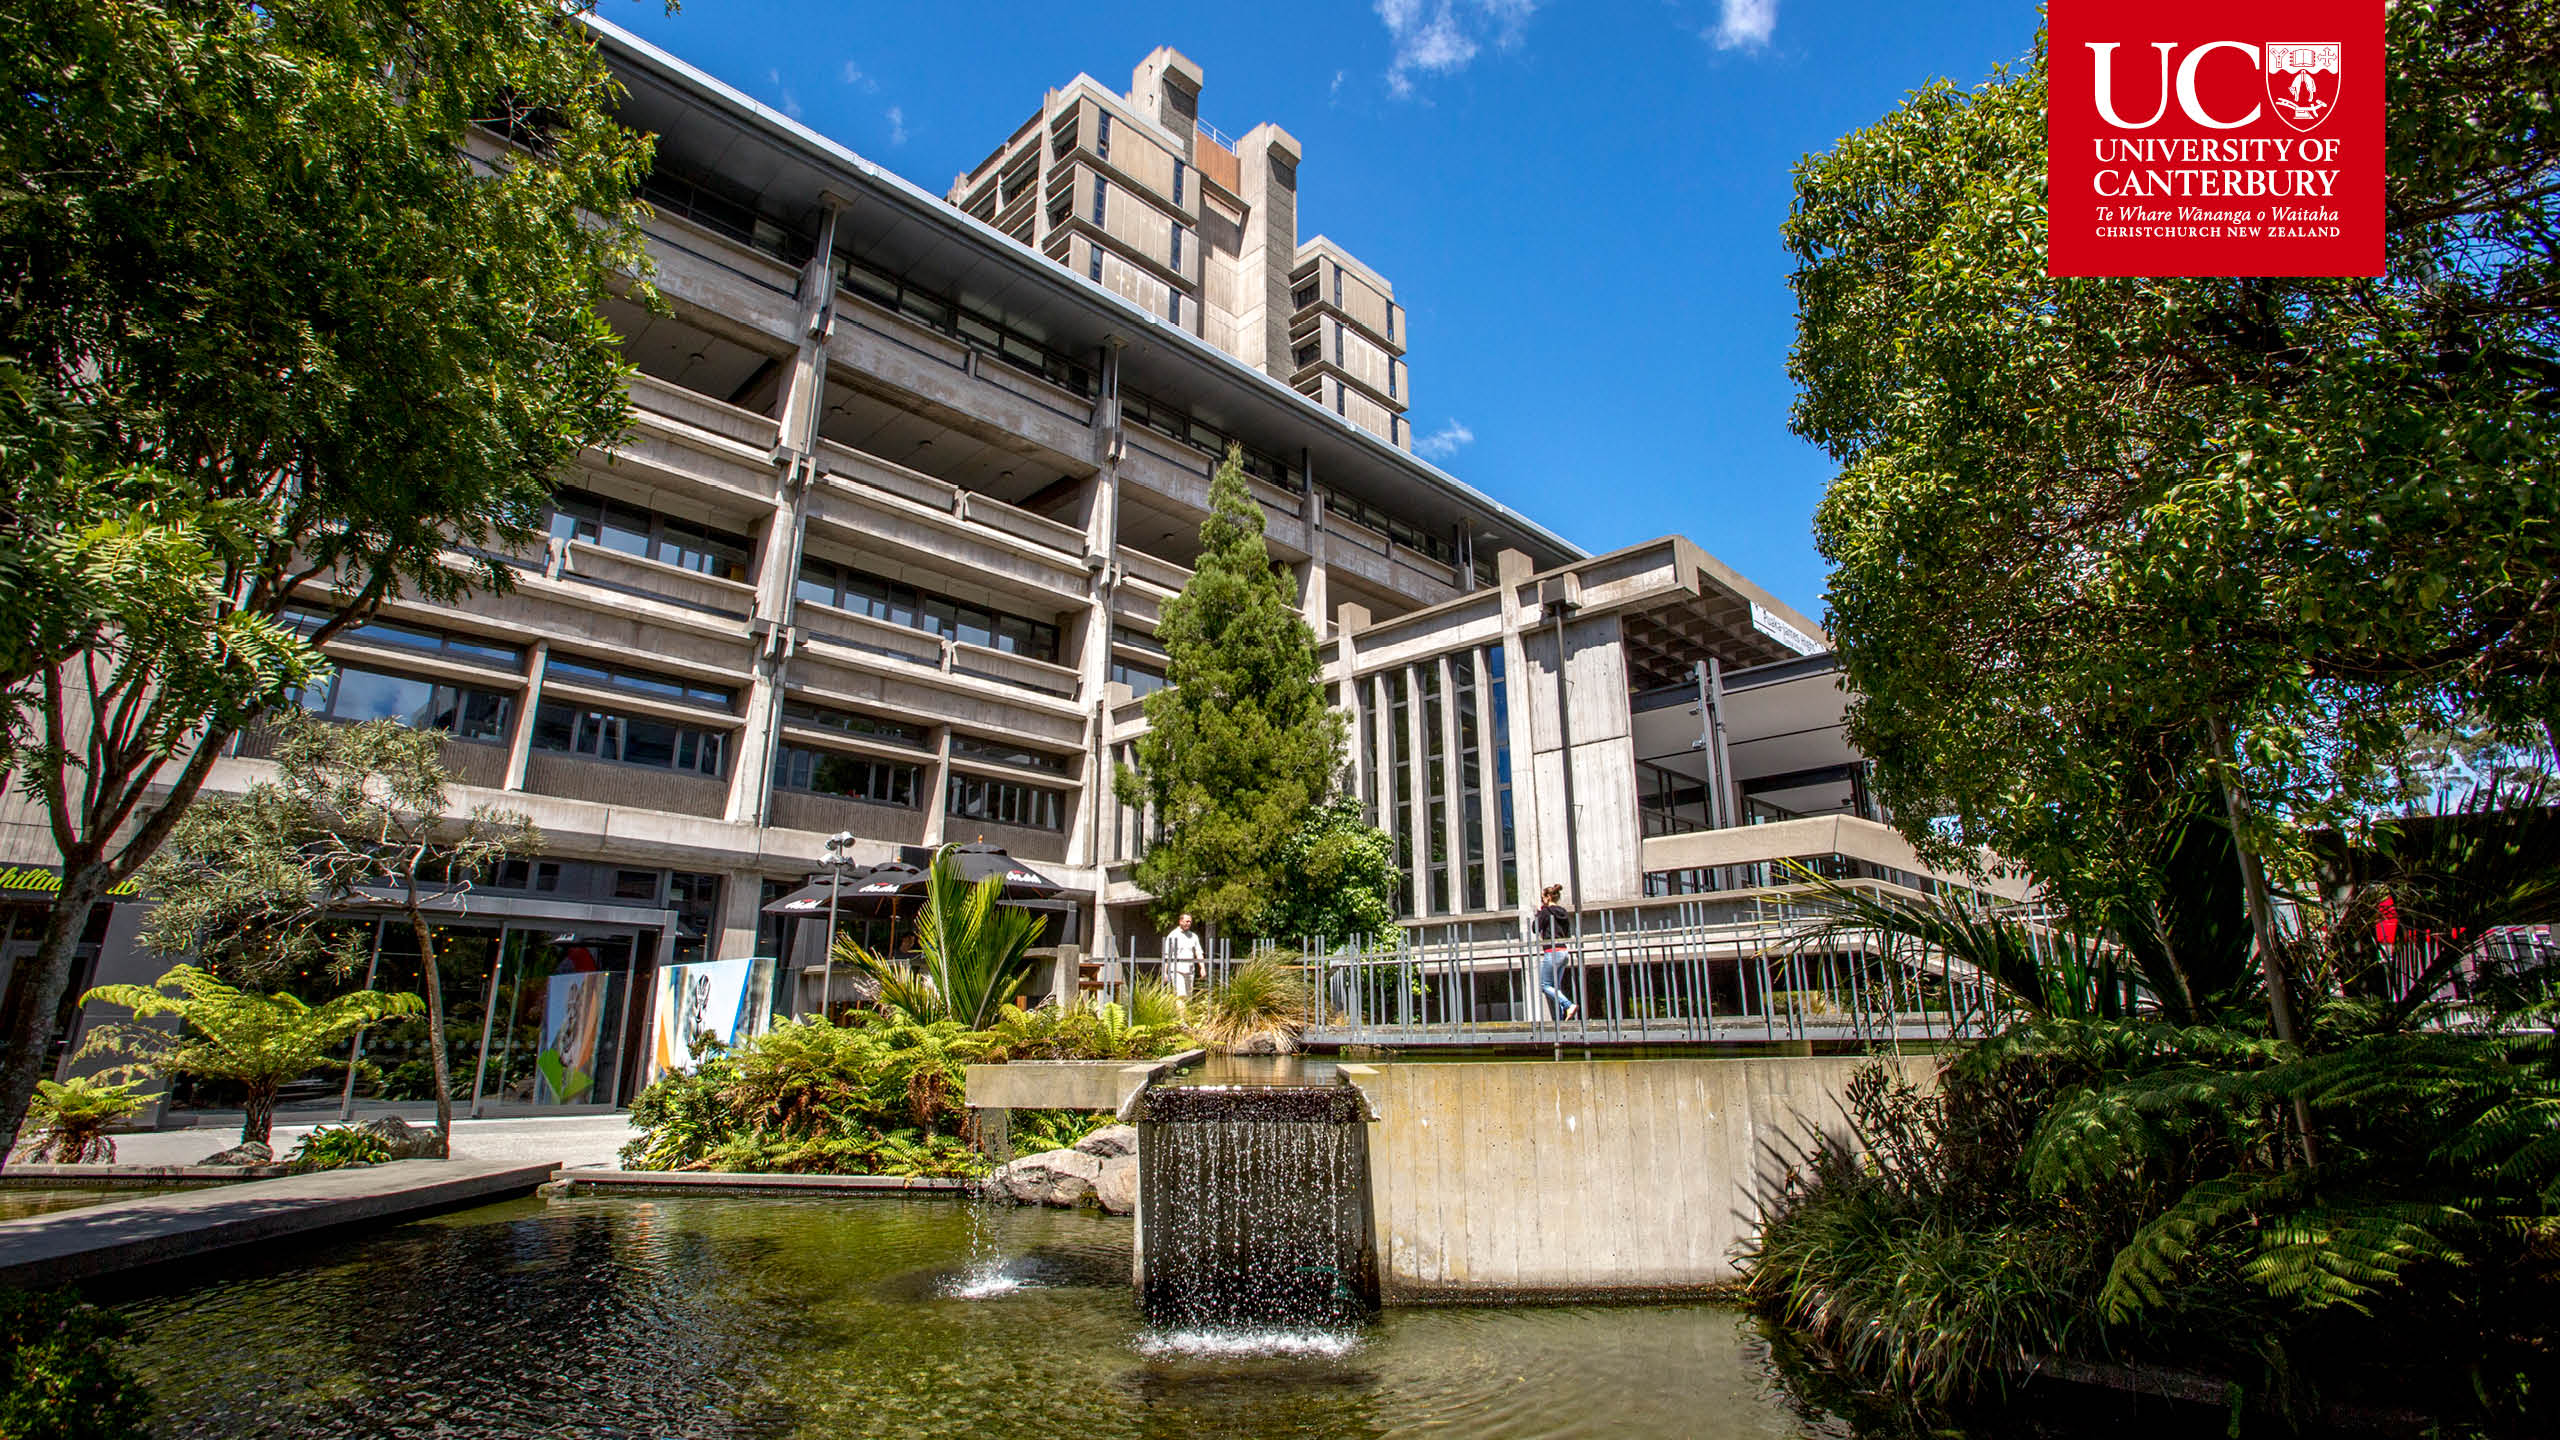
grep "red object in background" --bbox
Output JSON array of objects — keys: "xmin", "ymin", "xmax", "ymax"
[
  {"xmin": 2375, "ymin": 894, "xmax": 2399, "ymax": 947},
  {"xmin": 2046, "ymin": 2, "xmax": 2384, "ymax": 277}
]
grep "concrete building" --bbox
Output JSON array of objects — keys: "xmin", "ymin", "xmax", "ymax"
[
  {"xmin": 1, "ymin": 19, "xmax": 2004, "ymax": 1117},
  {"xmin": 947, "ymin": 49, "xmax": 1411, "ymax": 450}
]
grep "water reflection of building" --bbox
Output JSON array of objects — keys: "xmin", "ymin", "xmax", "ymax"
[{"xmin": 1, "ymin": 18, "xmax": 2007, "ymax": 1118}]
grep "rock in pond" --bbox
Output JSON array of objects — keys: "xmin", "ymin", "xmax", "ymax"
[
  {"xmin": 983, "ymin": 1141, "xmax": 1141, "ymax": 1215},
  {"xmin": 199, "ymin": 1140, "xmax": 274, "ymax": 1166},
  {"xmin": 1072, "ymin": 1124, "xmax": 1136, "ymax": 1159}
]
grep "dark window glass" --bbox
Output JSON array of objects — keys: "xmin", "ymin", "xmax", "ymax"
[
  {"xmin": 1095, "ymin": 112, "xmax": 1111, "ymax": 160},
  {"xmin": 777, "ymin": 744, "xmax": 920, "ymax": 807},
  {"xmin": 1171, "ymin": 161, "xmax": 1185, "ymax": 207},
  {"xmin": 298, "ymin": 664, "xmax": 512, "ymax": 744},
  {"xmin": 1170, "ymin": 226, "xmax": 1184, "ymax": 270},
  {"xmin": 1091, "ymin": 176, "xmax": 1108, "ymax": 225},
  {"xmin": 1089, "ymin": 244, "xmax": 1104, "ymax": 281},
  {"xmin": 545, "ymin": 656, "xmax": 732, "ymax": 710},
  {"xmin": 615, "ymin": 869, "xmax": 661, "ymax": 901},
  {"xmin": 945, "ymin": 774, "xmax": 1066, "ymax": 831},
  {"xmin": 546, "ymin": 488, "xmax": 751, "ymax": 581},
  {"xmin": 531, "ymin": 700, "xmax": 725, "ymax": 777},
  {"xmin": 951, "ymin": 736, "xmax": 1072, "ymax": 774},
  {"xmin": 779, "ymin": 702, "xmax": 928, "ymax": 748},
  {"xmin": 1109, "ymin": 657, "xmax": 1167, "ymax": 697}
]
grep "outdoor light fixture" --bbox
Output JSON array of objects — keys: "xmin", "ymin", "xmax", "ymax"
[{"xmin": 820, "ymin": 831, "xmax": 856, "ymax": 1016}]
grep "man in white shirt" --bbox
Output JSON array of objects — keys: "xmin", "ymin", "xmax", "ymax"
[{"xmin": 1161, "ymin": 913, "xmax": 1205, "ymax": 997}]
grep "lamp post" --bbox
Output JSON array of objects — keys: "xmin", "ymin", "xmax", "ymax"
[{"xmin": 821, "ymin": 830, "xmax": 854, "ymax": 1020}]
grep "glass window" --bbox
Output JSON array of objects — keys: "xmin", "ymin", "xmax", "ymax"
[
  {"xmin": 1089, "ymin": 244, "xmax": 1104, "ymax": 282},
  {"xmin": 545, "ymin": 656, "xmax": 733, "ymax": 711},
  {"xmin": 1110, "ymin": 657, "xmax": 1167, "ymax": 697},
  {"xmin": 951, "ymin": 736, "xmax": 1071, "ymax": 774},
  {"xmin": 777, "ymin": 744, "xmax": 920, "ymax": 807},
  {"xmin": 1095, "ymin": 112, "xmax": 1111, "ymax": 161},
  {"xmin": 1091, "ymin": 176, "xmax": 1108, "ymax": 226},
  {"xmin": 532, "ymin": 700, "xmax": 725, "ymax": 777},
  {"xmin": 298, "ymin": 664, "xmax": 513, "ymax": 745},
  {"xmin": 779, "ymin": 701, "xmax": 928, "ymax": 748},
  {"xmin": 1171, "ymin": 160, "xmax": 1185, "ymax": 207},
  {"xmin": 547, "ymin": 488, "xmax": 751, "ymax": 581},
  {"xmin": 946, "ymin": 773, "xmax": 1066, "ymax": 831}
]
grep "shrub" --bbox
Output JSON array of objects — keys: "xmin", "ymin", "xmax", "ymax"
[
  {"xmin": 1194, "ymin": 956, "xmax": 1308, "ymax": 1049},
  {"xmin": 285, "ymin": 1125, "xmax": 394, "ymax": 1173},
  {"xmin": 9, "ymin": 1077, "xmax": 156, "ymax": 1165},
  {"xmin": 0, "ymin": 1288, "xmax": 151, "ymax": 1440},
  {"xmin": 1010, "ymin": 1109, "xmax": 1116, "ymax": 1154}
]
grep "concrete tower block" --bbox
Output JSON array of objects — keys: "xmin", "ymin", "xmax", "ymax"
[
  {"xmin": 1231, "ymin": 124, "xmax": 1302, "ymax": 379},
  {"xmin": 1127, "ymin": 47, "xmax": 1204, "ymax": 156}
]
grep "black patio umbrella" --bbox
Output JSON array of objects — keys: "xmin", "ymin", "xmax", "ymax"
[
  {"xmin": 944, "ymin": 841, "xmax": 1064, "ymax": 899},
  {"xmin": 760, "ymin": 869, "xmax": 876, "ymax": 917}
]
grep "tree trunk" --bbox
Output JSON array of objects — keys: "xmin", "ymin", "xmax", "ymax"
[
  {"xmin": 2208, "ymin": 710, "xmax": 2320, "ymax": 1169},
  {"xmin": 241, "ymin": 1083, "xmax": 276, "ymax": 1148},
  {"xmin": 0, "ymin": 859, "xmax": 112, "ymax": 1176},
  {"xmin": 409, "ymin": 905, "xmax": 453, "ymax": 1157}
]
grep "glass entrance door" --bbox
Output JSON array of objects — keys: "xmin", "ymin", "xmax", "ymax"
[{"xmin": 470, "ymin": 928, "xmax": 653, "ymax": 1114}]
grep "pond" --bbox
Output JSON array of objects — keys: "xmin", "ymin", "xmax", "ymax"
[
  {"xmin": 0, "ymin": 1185, "xmax": 182, "ymax": 1221},
  {"xmin": 116, "ymin": 1193, "xmax": 1856, "ymax": 1440}
]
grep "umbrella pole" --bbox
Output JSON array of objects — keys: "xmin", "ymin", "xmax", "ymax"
[{"xmin": 823, "ymin": 863, "xmax": 841, "ymax": 1023}]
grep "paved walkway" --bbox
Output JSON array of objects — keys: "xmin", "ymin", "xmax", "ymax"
[
  {"xmin": 0, "ymin": 1159, "xmax": 559, "ymax": 1289},
  {"xmin": 101, "ymin": 1113, "xmax": 637, "ymax": 1171}
]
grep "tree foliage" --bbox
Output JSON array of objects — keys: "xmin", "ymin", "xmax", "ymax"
[
  {"xmin": 1118, "ymin": 445, "xmax": 1348, "ymax": 933},
  {"xmin": 7, "ymin": 1075, "xmax": 157, "ymax": 1164},
  {"xmin": 1253, "ymin": 795, "xmax": 1399, "ymax": 941},
  {"xmin": 136, "ymin": 714, "xmax": 540, "ymax": 1142},
  {"xmin": 0, "ymin": 0, "xmax": 650, "ymax": 1167},
  {"xmin": 0, "ymin": 1288, "xmax": 150, "ymax": 1440},
  {"xmin": 78, "ymin": 964, "xmax": 422, "ymax": 1146},
  {"xmin": 1791, "ymin": 8, "xmax": 2560, "ymax": 920}
]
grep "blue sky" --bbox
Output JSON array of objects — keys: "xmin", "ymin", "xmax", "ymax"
[{"xmin": 609, "ymin": 1, "xmax": 2043, "ymax": 618}]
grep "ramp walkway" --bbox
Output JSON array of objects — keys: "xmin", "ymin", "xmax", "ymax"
[{"xmin": 0, "ymin": 1159, "xmax": 557, "ymax": 1290}]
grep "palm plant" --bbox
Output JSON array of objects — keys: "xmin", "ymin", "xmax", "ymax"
[
  {"xmin": 841, "ymin": 846, "xmax": 1042, "ymax": 1028},
  {"xmin": 78, "ymin": 964, "xmax": 422, "ymax": 1146},
  {"xmin": 9, "ymin": 1075, "xmax": 158, "ymax": 1164},
  {"xmin": 1785, "ymin": 866, "xmax": 2146, "ymax": 1022}
]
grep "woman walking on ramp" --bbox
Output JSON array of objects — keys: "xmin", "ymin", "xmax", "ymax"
[{"xmin": 1533, "ymin": 884, "xmax": 1577, "ymax": 1023}]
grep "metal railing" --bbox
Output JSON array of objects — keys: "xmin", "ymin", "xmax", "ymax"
[{"xmin": 1078, "ymin": 892, "xmax": 2021, "ymax": 1047}]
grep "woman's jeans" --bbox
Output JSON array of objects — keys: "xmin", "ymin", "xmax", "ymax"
[{"xmin": 1537, "ymin": 947, "xmax": 1575, "ymax": 1018}]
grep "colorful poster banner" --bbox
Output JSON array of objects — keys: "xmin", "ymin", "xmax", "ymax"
[
  {"xmin": 640, "ymin": 957, "xmax": 776, "ymax": 1088},
  {"xmin": 537, "ymin": 971, "xmax": 611, "ymax": 1104}
]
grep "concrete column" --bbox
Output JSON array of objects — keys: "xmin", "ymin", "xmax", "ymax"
[
  {"xmin": 1299, "ymin": 459, "xmax": 1329, "ymax": 634},
  {"xmin": 1336, "ymin": 603, "xmax": 1366, "ymax": 807},
  {"xmin": 1492, "ymin": 549, "xmax": 1548, "ymax": 931},
  {"xmin": 1437, "ymin": 653, "xmax": 1468, "ymax": 915},
  {"xmin": 923, "ymin": 726, "xmax": 954, "ymax": 847},
  {"xmin": 504, "ymin": 640, "xmax": 549, "ymax": 792},
  {"xmin": 1070, "ymin": 343, "xmax": 1125, "ymax": 877},
  {"xmin": 726, "ymin": 196, "xmax": 843, "ymax": 827},
  {"xmin": 716, "ymin": 870, "xmax": 770, "ymax": 962},
  {"xmin": 1403, "ymin": 655, "xmax": 1431, "ymax": 913},
  {"xmin": 1473, "ymin": 644, "xmax": 1506, "ymax": 912}
]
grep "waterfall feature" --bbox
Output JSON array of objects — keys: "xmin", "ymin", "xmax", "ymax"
[{"xmin": 1133, "ymin": 1082, "xmax": 1379, "ymax": 1329}]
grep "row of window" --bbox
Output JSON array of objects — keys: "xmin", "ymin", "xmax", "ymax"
[
  {"xmin": 778, "ymin": 744, "xmax": 1068, "ymax": 830},
  {"xmin": 532, "ymin": 701, "xmax": 727, "ymax": 778},
  {"xmin": 544, "ymin": 654, "xmax": 734, "ymax": 711},
  {"xmin": 285, "ymin": 608, "xmax": 523, "ymax": 670},
  {"xmin": 295, "ymin": 664, "xmax": 514, "ymax": 744},
  {"xmin": 547, "ymin": 486, "xmax": 755, "ymax": 583},
  {"xmin": 795, "ymin": 559, "xmax": 1063, "ymax": 662}
]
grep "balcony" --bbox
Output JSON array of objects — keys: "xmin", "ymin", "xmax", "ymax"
[
  {"xmin": 553, "ymin": 538, "xmax": 756, "ymax": 623},
  {"xmin": 522, "ymin": 751, "xmax": 729, "ymax": 818}
]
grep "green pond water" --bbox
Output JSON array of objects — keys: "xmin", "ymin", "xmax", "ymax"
[
  {"xmin": 0, "ymin": 1185, "xmax": 181, "ymax": 1220},
  {"xmin": 115, "ymin": 1193, "xmax": 1862, "ymax": 1440}
]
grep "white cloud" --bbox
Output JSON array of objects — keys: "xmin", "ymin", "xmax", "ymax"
[
  {"xmin": 1375, "ymin": 0, "xmax": 1538, "ymax": 98},
  {"xmin": 1329, "ymin": 69, "xmax": 1347, "ymax": 100},
  {"xmin": 1415, "ymin": 419, "xmax": 1475, "ymax": 458},
  {"xmin": 840, "ymin": 60, "xmax": 877, "ymax": 92},
  {"xmin": 885, "ymin": 106, "xmax": 908, "ymax": 146},
  {"xmin": 767, "ymin": 69, "xmax": 803, "ymax": 118},
  {"xmin": 1711, "ymin": 0, "xmax": 1777, "ymax": 52}
]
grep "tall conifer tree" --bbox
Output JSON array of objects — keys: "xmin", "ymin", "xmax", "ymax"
[{"xmin": 1118, "ymin": 446, "xmax": 1347, "ymax": 932}]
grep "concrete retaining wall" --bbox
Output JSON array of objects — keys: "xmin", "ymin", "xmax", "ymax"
[{"xmin": 1344, "ymin": 1054, "xmax": 1937, "ymax": 1298}]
